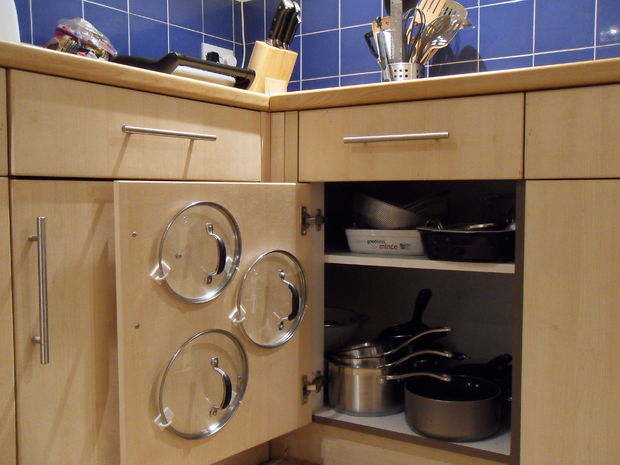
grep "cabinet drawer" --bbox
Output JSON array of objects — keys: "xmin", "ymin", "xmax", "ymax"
[
  {"xmin": 299, "ymin": 93, "xmax": 524, "ymax": 181},
  {"xmin": 0, "ymin": 69, "xmax": 7, "ymax": 176},
  {"xmin": 525, "ymin": 84, "xmax": 620, "ymax": 179},
  {"xmin": 10, "ymin": 70, "xmax": 263, "ymax": 180}
]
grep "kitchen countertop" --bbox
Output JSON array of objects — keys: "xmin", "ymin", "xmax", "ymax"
[{"xmin": 1, "ymin": 40, "xmax": 620, "ymax": 111}]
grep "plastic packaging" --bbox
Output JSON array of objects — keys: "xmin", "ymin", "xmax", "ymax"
[{"xmin": 44, "ymin": 18, "xmax": 117, "ymax": 60}]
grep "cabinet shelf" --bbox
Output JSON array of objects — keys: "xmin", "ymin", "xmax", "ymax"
[
  {"xmin": 325, "ymin": 252, "xmax": 515, "ymax": 274},
  {"xmin": 313, "ymin": 408, "xmax": 511, "ymax": 464}
]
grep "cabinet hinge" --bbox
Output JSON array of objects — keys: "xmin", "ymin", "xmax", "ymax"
[
  {"xmin": 302, "ymin": 371, "xmax": 324, "ymax": 404},
  {"xmin": 301, "ymin": 207, "xmax": 326, "ymax": 236}
]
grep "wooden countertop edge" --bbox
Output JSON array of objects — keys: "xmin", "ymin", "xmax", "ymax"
[
  {"xmin": 0, "ymin": 41, "xmax": 270, "ymax": 111},
  {"xmin": 269, "ymin": 58, "xmax": 620, "ymax": 111}
]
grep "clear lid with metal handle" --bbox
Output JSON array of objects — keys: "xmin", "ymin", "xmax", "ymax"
[
  {"xmin": 232, "ymin": 250, "xmax": 307, "ymax": 348},
  {"xmin": 153, "ymin": 201, "xmax": 242, "ymax": 303},
  {"xmin": 155, "ymin": 329, "xmax": 248, "ymax": 439}
]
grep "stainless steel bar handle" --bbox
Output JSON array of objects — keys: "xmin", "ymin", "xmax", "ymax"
[
  {"xmin": 122, "ymin": 125, "xmax": 217, "ymax": 141},
  {"xmin": 28, "ymin": 217, "xmax": 49, "ymax": 365},
  {"xmin": 343, "ymin": 132, "xmax": 450, "ymax": 144}
]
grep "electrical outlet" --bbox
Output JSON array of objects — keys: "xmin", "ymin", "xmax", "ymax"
[{"xmin": 201, "ymin": 42, "xmax": 237, "ymax": 66}]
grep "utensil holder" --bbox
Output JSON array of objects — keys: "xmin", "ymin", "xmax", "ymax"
[
  {"xmin": 247, "ymin": 41, "xmax": 298, "ymax": 94},
  {"xmin": 386, "ymin": 62, "xmax": 424, "ymax": 81}
]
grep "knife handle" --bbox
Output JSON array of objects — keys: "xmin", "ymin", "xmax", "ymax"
[
  {"xmin": 267, "ymin": 0, "xmax": 294, "ymax": 47},
  {"xmin": 281, "ymin": 2, "xmax": 301, "ymax": 49}
]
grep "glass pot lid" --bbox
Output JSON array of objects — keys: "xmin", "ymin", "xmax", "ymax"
[
  {"xmin": 233, "ymin": 250, "xmax": 307, "ymax": 348},
  {"xmin": 155, "ymin": 329, "xmax": 248, "ymax": 439},
  {"xmin": 154, "ymin": 201, "xmax": 242, "ymax": 303}
]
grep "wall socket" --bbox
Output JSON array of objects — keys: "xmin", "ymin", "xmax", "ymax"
[{"xmin": 201, "ymin": 42, "xmax": 237, "ymax": 66}]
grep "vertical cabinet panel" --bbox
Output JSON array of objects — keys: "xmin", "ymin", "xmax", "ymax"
[
  {"xmin": 0, "ymin": 178, "xmax": 15, "ymax": 465},
  {"xmin": 0, "ymin": 70, "xmax": 6, "ymax": 176},
  {"xmin": 11, "ymin": 180, "xmax": 118, "ymax": 465},
  {"xmin": 114, "ymin": 181, "xmax": 314, "ymax": 465},
  {"xmin": 521, "ymin": 180, "xmax": 620, "ymax": 465}
]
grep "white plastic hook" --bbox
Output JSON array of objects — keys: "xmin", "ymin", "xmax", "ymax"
[
  {"xmin": 229, "ymin": 307, "xmax": 246, "ymax": 325},
  {"xmin": 153, "ymin": 406, "xmax": 174, "ymax": 430},
  {"xmin": 150, "ymin": 261, "xmax": 171, "ymax": 283}
]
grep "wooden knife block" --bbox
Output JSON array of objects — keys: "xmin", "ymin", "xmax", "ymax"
[{"xmin": 247, "ymin": 41, "xmax": 298, "ymax": 94}]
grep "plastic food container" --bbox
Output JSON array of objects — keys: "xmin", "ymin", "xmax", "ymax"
[{"xmin": 345, "ymin": 229, "xmax": 424, "ymax": 255}]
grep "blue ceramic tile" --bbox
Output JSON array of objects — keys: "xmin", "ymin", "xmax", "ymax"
[
  {"xmin": 429, "ymin": 9, "xmax": 478, "ymax": 64},
  {"xmin": 341, "ymin": 0, "xmax": 380, "ymax": 28},
  {"xmin": 129, "ymin": 14, "xmax": 168, "ymax": 58},
  {"xmin": 205, "ymin": 0, "xmax": 233, "ymax": 41},
  {"xmin": 479, "ymin": 0, "xmax": 533, "ymax": 59},
  {"xmin": 302, "ymin": 0, "xmax": 338, "ymax": 34},
  {"xmin": 536, "ymin": 0, "xmax": 594, "ymax": 52},
  {"xmin": 169, "ymin": 25, "xmax": 202, "ymax": 57},
  {"xmin": 169, "ymin": 0, "xmax": 202, "ymax": 32},
  {"xmin": 597, "ymin": 44, "xmax": 620, "ymax": 59},
  {"xmin": 288, "ymin": 80, "xmax": 301, "ymax": 92},
  {"xmin": 480, "ymin": 55, "xmax": 532, "ymax": 72},
  {"xmin": 459, "ymin": 0, "xmax": 478, "ymax": 7},
  {"xmin": 301, "ymin": 77, "xmax": 339, "ymax": 90},
  {"xmin": 14, "ymin": 0, "xmax": 32, "ymax": 43},
  {"xmin": 130, "ymin": 0, "xmax": 167, "ymax": 22},
  {"xmin": 597, "ymin": 0, "xmax": 620, "ymax": 45},
  {"xmin": 235, "ymin": 0, "xmax": 264, "ymax": 44},
  {"xmin": 90, "ymin": 0, "xmax": 127, "ymax": 11},
  {"xmin": 480, "ymin": 0, "xmax": 506, "ymax": 5},
  {"xmin": 290, "ymin": 34, "xmax": 301, "ymax": 81},
  {"xmin": 31, "ymin": 0, "xmax": 82, "ymax": 45},
  {"xmin": 302, "ymin": 30, "xmax": 339, "ymax": 79},
  {"xmin": 340, "ymin": 72, "xmax": 381, "ymax": 86},
  {"xmin": 427, "ymin": 60, "xmax": 477, "ymax": 77},
  {"xmin": 84, "ymin": 3, "xmax": 129, "ymax": 55},
  {"xmin": 235, "ymin": 42, "xmax": 254, "ymax": 68},
  {"xmin": 534, "ymin": 48, "xmax": 594, "ymax": 67},
  {"xmin": 341, "ymin": 25, "xmax": 379, "ymax": 74}
]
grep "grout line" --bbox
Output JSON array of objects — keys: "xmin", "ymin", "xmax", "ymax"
[
  {"xmin": 476, "ymin": 1, "xmax": 481, "ymax": 73},
  {"xmin": 166, "ymin": 0, "xmax": 170, "ymax": 52},
  {"xmin": 593, "ymin": 0, "xmax": 598, "ymax": 59},
  {"xmin": 201, "ymin": 0, "xmax": 205, "ymax": 35},
  {"xmin": 127, "ymin": 0, "xmax": 131, "ymax": 54},
  {"xmin": 29, "ymin": 0, "xmax": 33, "ymax": 43},
  {"xmin": 338, "ymin": 0, "xmax": 341, "ymax": 87},
  {"xmin": 531, "ymin": 0, "xmax": 536, "ymax": 66}
]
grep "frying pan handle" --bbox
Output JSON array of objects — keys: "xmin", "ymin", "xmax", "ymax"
[
  {"xmin": 364, "ymin": 30, "xmax": 379, "ymax": 58},
  {"xmin": 205, "ymin": 222, "xmax": 226, "ymax": 284},
  {"xmin": 210, "ymin": 357, "xmax": 232, "ymax": 415},
  {"xmin": 411, "ymin": 288, "xmax": 432, "ymax": 327},
  {"xmin": 378, "ymin": 349, "xmax": 453, "ymax": 369},
  {"xmin": 279, "ymin": 269, "xmax": 300, "ymax": 321},
  {"xmin": 381, "ymin": 326, "xmax": 451, "ymax": 357},
  {"xmin": 377, "ymin": 372, "xmax": 452, "ymax": 384}
]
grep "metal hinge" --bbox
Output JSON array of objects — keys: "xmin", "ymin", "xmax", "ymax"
[
  {"xmin": 301, "ymin": 207, "xmax": 326, "ymax": 236},
  {"xmin": 302, "ymin": 371, "xmax": 324, "ymax": 404}
]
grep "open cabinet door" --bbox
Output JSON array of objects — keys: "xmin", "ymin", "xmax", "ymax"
[{"xmin": 114, "ymin": 181, "xmax": 318, "ymax": 465}]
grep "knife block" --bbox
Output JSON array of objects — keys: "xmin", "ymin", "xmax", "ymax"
[{"xmin": 247, "ymin": 41, "xmax": 298, "ymax": 94}]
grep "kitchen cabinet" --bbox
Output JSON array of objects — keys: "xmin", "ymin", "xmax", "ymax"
[
  {"xmin": 11, "ymin": 180, "xmax": 118, "ymax": 465},
  {"xmin": 525, "ymin": 85, "xmax": 620, "ymax": 179},
  {"xmin": 298, "ymin": 93, "xmax": 524, "ymax": 182},
  {"xmin": 1, "ymin": 69, "xmax": 6, "ymax": 176},
  {"xmin": 520, "ymin": 180, "xmax": 620, "ymax": 465},
  {"xmin": 0, "ymin": 178, "xmax": 16, "ymax": 465},
  {"xmin": 9, "ymin": 71, "xmax": 266, "ymax": 181}
]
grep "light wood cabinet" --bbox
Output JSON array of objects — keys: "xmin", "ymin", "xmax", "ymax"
[
  {"xmin": 520, "ymin": 180, "xmax": 620, "ymax": 465},
  {"xmin": 298, "ymin": 93, "xmax": 524, "ymax": 182},
  {"xmin": 9, "ymin": 71, "xmax": 265, "ymax": 181},
  {"xmin": 525, "ymin": 84, "xmax": 620, "ymax": 179},
  {"xmin": 0, "ymin": 178, "xmax": 16, "ymax": 465},
  {"xmin": 11, "ymin": 180, "xmax": 118, "ymax": 465},
  {"xmin": 0, "ymin": 70, "xmax": 7, "ymax": 176}
]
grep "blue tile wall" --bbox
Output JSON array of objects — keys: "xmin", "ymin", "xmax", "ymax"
[
  {"xmin": 235, "ymin": 0, "xmax": 620, "ymax": 91},
  {"xmin": 15, "ymin": 0, "xmax": 238, "ymax": 60},
  {"xmin": 13, "ymin": 0, "xmax": 620, "ymax": 91}
]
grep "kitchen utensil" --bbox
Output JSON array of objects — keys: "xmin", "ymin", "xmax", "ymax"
[
  {"xmin": 354, "ymin": 192, "xmax": 424, "ymax": 229},
  {"xmin": 327, "ymin": 350, "xmax": 452, "ymax": 416},
  {"xmin": 364, "ymin": 30, "xmax": 379, "ymax": 58},
  {"xmin": 324, "ymin": 307, "xmax": 367, "ymax": 352},
  {"xmin": 390, "ymin": 0, "xmax": 404, "ymax": 63},
  {"xmin": 404, "ymin": 375, "xmax": 503, "ymax": 441},
  {"xmin": 419, "ymin": 14, "xmax": 467, "ymax": 64},
  {"xmin": 417, "ymin": 221, "xmax": 516, "ymax": 262},
  {"xmin": 267, "ymin": 0, "xmax": 295, "ymax": 48},
  {"xmin": 281, "ymin": 1, "xmax": 301, "ymax": 49},
  {"xmin": 378, "ymin": 289, "xmax": 432, "ymax": 340},
  {"xmin": 345, "ymin": 228, "xmax": 424, "ymax": 255},
  {"xmin": 404, "ymin": 8, "xmax": 425, "ymax": 62}
]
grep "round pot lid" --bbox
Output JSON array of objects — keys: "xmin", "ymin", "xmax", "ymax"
[
  {"xmin": 155, "ymin": 329, "xmax": 248, "ymax": 439},
  {"xmin": 233, "ymin": 250, "xmax": 307, "ymax": 348},
  {"xmin": 155, "ymin": 201, "xmax": 241, "ymax": 303}
]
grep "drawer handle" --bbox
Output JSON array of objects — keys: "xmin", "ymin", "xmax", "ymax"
[
  {"xmin": 343, "ymin": 132, "xmax": 449, "ymax": 144},
  {"xmin": 28, "ymin": 217, "xmax": 49, "ymax": 365},
  {"xmin": 122, "ymin": 125, "xmax": 217, "ymax": 141}
]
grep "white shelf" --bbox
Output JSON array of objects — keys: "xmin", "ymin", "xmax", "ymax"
[
  {"xmin": 313, "ymin": 408, "xmax": 511, "ymax": 462},
  {"xmin": 325, "ymin": 252, "xmax": 515, "ymax": 274}
]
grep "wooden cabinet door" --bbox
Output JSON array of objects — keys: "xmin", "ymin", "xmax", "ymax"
[
  {"xmin": 11, "ymin": 180, "xmax": 119, "ymax": 465},
  {"xmin": 114, "ymin": 181, "xmax": 316, "ymax": 465},
  {"xmin": 0, "ymin": 178, "xmax": 15, "ymax": 465},
  {"xmin": 0, "ymin": 70, "xmax": 6, "ymax": 176},
  {"xmin": 521, "ymin": 180, "xmax": 620, "ymax": 465}
]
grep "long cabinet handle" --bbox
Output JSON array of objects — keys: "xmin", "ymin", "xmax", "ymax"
[
  {"xmin": 342, "ymin": 132, "xmax": 450, "ymax": 144},
  {"xmin": 28, "ymin": 217, "xmax": 49, "ymax": 365},
  {"xmin": 122, "ymin": 125, "xmax": 217, "ymax": 141}
]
